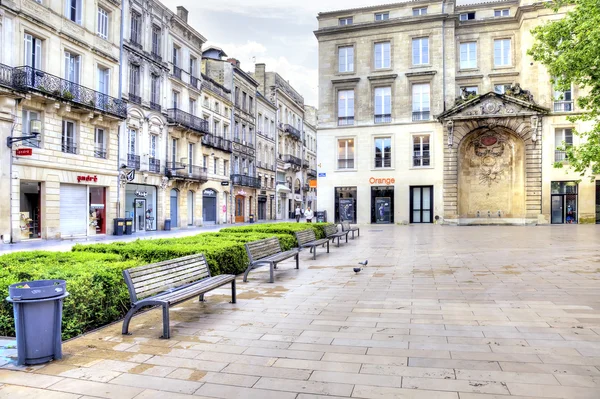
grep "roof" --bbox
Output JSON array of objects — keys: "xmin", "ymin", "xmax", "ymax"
[
  {"xmin": 202, "ymin": 46, "xmax": 228, "ymax": 58},
  {"xmin": 318, "ymin": 0, "xmax": 423, "ymax": 17}
]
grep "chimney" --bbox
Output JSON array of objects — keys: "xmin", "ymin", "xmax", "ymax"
[
  {"xmin": 255, "ymin": 63, "xmax": 266, "ymax": 92},
  {"xmin": 176, "ymin": 6, "xmax": 188, "ymax": 23},
  {"xmin": 227, "ymin": 58, "xmax": 240, "ymax": 68}
]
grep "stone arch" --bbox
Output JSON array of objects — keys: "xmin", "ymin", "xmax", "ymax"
[{"xmin": 457, "ymin": 126, "xmax": 526, "ymax": 219}]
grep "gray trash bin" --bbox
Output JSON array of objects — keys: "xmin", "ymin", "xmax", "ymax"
[{"xmin": 6, "ymin": 280, "xmax": 69, "ymax": 365}]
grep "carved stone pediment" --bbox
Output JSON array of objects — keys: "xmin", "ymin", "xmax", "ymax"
[{"xmin": 438, "ymin": 92, "xmax": 549, "ymax": 122}]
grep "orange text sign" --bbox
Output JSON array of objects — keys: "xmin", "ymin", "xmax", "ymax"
[{"xmin": 369, "ymin": 177, "xmax": 395, "ymax": 185}]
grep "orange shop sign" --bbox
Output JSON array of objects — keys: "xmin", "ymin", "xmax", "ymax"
[{"xmin": 369, "ymin": 177, "xmax": 395, "ymax": 185}]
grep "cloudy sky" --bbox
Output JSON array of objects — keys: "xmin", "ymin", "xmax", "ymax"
[{"xmin": 166, "ymin": 1, "xmax": 476, "ymax": 107}]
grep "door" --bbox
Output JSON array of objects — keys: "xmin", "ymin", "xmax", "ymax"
[
  {"xmin": 258, "ymin": 201, "xmax": 266, "ymax": 220},
  {"xmin": 60, "ymin": 184, "xmax": 87, "ymax": 237},
  {"xmin": 551, "ymin": 195, "xmax": 564, "ymax": 224},
  {"xmin": 235, "ymin": 195, "xmax": 245, "ymax": 223},
  {"xmin": 411, "ymin": 186, "xmax": 433, "ymax": 223},
  {"xmin": 134, "ymin": 198, "xmax": 146, "ymax": 232},
  {"xmin": 375, "ymin": 197, "xmax": 391, "ymax": 224},
  {"xmin": 170, "ymin": 189, "xmax": 179, "ymax": 227},
  {"xmin": 203, "ymin": 196, "xmax": 217, "ymax": 223}
]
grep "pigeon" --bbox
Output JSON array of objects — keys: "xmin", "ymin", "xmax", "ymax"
[
  {"xmin": 354, "ymin": 260, "xmax": 368, "ymax": 274},
  {"xmin": 353, "ymin": 267, "xmax": 361, "ymax": 274}
]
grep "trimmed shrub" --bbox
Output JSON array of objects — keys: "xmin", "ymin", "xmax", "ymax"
[{"xmin": 220, "ymin": 222, "xmax": 332, "ymax": 239}]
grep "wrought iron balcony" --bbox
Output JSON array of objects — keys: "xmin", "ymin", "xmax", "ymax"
[
  {"xmin": 338, "ymin": 116, "xmax": 354, "ymax": 126},
  {"xmin": 172, "ymin": 66, "xmax": 182, "ymax": 80},
  {"xmin": 232, "ymin": 140, "xmax": 255, "ymax": 156},
  {"xmin": 129, "ymin": 38, "xmax": 143, "ymax": 50},
  {"xmin": 150, "ymin": 51, "xmax": 162, "ymax": 63},
  {"xmin": 10, "ymin": 66, "xmax": 127, "ymax": 118},
  {"xmin": 282, "ymin": 154, "xmax": 302, "ymax": 167},
  {"xmin": 308, "ymin": 168, "xmax": 317, "ymax": 177},
  {"xmin": 150, "ymin": 101, "xmax": 161, "ymax": 112},
  {"xmin": 94, "ymin": 147, "xmax": 107, "ymax": 159},
  {"xmin": 555, "ymin": 150, "xmax": 567, "ymax": 162},
  {"xmin": 62, "ymin": 143, "xmax": 77, "ymax": 155},
  {"xmin": 375, "ymin": 113, "xmax": 391, "ymax": 124},
  {"xmin": 231, "ymin": 174, "xmax": 261, "ymax": 188},
  {"xmin": 129, "ymin": 93, "xmax": 141, "ymax": 105},
  {"xmin": 190, "ymin": 75, "xmax": 200, "ymax": 89},
  {"xmin": 213, "ymin": 136, "xmax": 232, "ymax": 152},
  {"xmin": 284, "ymin": 124, "xmax": 302, "ymax": 141},
  {"xmin": 412, "ymin": 111, "xmax": 430, "ymax": 121},
  {"xmin": 149, "ymin": 157, "xmax": 161, "ymax": 173},
  {"xmin": 127, "ymin": 153, "xmax": 140, "ymax": 170},
  {"xmin": 554, "ymin": 101, "xmax": 573, "ymax": 112},
  {"xmin": 166, "ymin": 108, "xmax": 209, "ymax": 134},
  {"xmin": 165, "ymin": 161, "xmax": 208, "ymax": 182},
  {"xmin": 0, "ymin": 63, "xmax": 13, "ymax": 88}
]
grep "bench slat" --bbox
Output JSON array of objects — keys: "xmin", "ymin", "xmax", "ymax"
[
  {"xmin": 152, "ymin": 275, "xmax": 235, "ymax": 304},
  {"xmin": 131, "ymin": 261, "xmax": 207, "ymax": 285}
]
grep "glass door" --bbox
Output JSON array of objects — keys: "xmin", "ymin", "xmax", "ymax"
[
  {"xmin": 375, "ymin": 197, "xmax": 391, "ymax": 224},
  {"xmin": 134, "ymin": 198, "xmax": 146, "ymax": 232},
  {"xmin": 551, "ymin": 195, "xmax": 564, "ymax": 224},
  {"xmin": 411, "ymin": 186, "xmax": 433, "ymax": 223}
]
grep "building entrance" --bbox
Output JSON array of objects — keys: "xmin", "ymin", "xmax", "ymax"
[
  {"xmin": 551, "ymin": 181, "xmax": 578, "ymax": 224},
  {"xmin": 19, "ymin": 181, "xmax": 41, "ymax": 240},
  {"xmin": 370, "ymin": 186, "xmax": 394, "ymax": 224},
  {"xmin": 410, "ymin": 186, "xmax": 433, "ymax": 223},
  {"xmin": 235, "ymin": 195, "xmax": 245, "ymax": 223},
  {"xmin": 335, "ymin": 186, "xmax": 357, "ymax": 223}
]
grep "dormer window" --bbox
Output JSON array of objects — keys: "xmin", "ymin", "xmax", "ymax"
[
  {"xmin": 459, "ymin": 12, "xmax": 476, "ymax": 21},
  {"xmin": 375, "ymin": 12, "xmax": 389, "ymax": 21},
  {"xmin": 339, "ymin": 17, "xmax": 353, "ymax": 26}
]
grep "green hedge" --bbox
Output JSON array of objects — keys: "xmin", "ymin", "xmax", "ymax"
[
  {"xmin": 0, "ymin": 251, "xmax": 140, "ymax": 339},
  {"xmin": 220, "ymin": 222, "xmax": 332, "ymax": 239}
]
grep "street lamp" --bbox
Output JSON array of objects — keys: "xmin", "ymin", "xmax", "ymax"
[{"xmin": 7, "ymin": 119, "xmax": 41, "ymax": 147}]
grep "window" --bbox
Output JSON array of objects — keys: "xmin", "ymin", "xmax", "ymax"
[
  {"xmin": 129, "ymin": 64, "xmax": 140, "ymax": 99},
  {"xmin": 374, "ymin": 87, "xmax": 391, "ymax": 123},
  {"xmin": 213, "ymin": 120, "xmax": 219, "ymax": 135},
  {"xmin": 374, "ymin": 137, "xmax": 391, "ymax": 168},
  {"xmin": 338, "ymin": 90, "xmax": 354, "ymax": 126},
  {"xmin": 224, "ymin": 160, "xmax": 229, "ymax": 176},
  {"xmin": 188, "ymin": 144, "xmax": 194, "ymax": 173},
  {"xmin": 128, "ymin": 129, "xmax": 136, "ymax": 155},
  {"xmin": 151, "ymin": 26, "xmax": 161, "ymax": 57},
  {"xmin": 62, "ymin": 120, "xmax": 76, "ymax": 154},
  {"xmin": 189, "ymin": 98, "xmax": 196, "ymax": 115},
  {"xmin": 242, "ymin": 92, "xmax": 247, "ymax": 111},
  {"xmin": 249, "ymin": 96, "xmax": 254, "ymax": 113},
  {"xmin": 24, "ymin": 34, "xmax": 42, "ymax": 69},
  {"xmin": 339, "ymin": 17, "xmax": 353, "ymax": 26},
  {"xmin": 97, "ymin": 7, "xmax": 109, "ymax": 39},
  {"xmin": 554, "ymin": 84, "xmax": 573, "ymax": 112},
  {"xmin": 460, "ymin": 86, "xmax": 478, "ymax": 95},
  {"xmin": 171, "ymin": 138, "xmax": 177, "ymax": 164},
  {"xmin": 172, "ymin": 91, "xmax": 179, "ymax": 109},
  {"xmin": 412, "ymin": 83, "xmax": 430, "ymax": 121},
  {"xmin": 459, "ymin": 12, "xmax": 475, "ymax": 21},
  {"xmin": 172, "ymin": 46, "xmax": 179, "ymax": 67},
  {"xmin": 460, "ymin": 42, "xmax": 477, "ymax": 69},
  {"xmin": 337, "ymin": 138, "xmax": 355, "ymax": 169},
  {"xmin": 94, "ymin": 128, "xmax": 106, "ymax": 158},
  {"xmin": 66, "ymin": 0, "xmax": 82, "ymax": 25},
  {"xmin": 555, "ymin": 128, "xmax": 573, "ymax": 161},
  {"xmin": 374, "ymin": 42, "xmax": 391, "ymax": 69},
  {"xmin": 22, "ymin": 109, "xmax": 41, "ymax": 148},
  {"xmin": 494, "ymin": 39, "xmax": 511, "ymax": 67},
  {"xmin": 494, "ymin": 83, "xmax": 511, "ymax": 94},
  {"xmin": 494, "ymin": 9, "xmax": 510, "ymax": 17},
  {"xmin": 413, "ymin": 7, "xmax": 427, "ymax": 16},
  {"xmin": 213, "ymin": 157, "xmax": 218, "ymax": 175},
  {"xmin": 149, "ymin": 135, "xmax": 157, "ymax": 159},
  {"xmin": 413, "ymin": 135, "xmax": 430, "ymax": 167},
  {"xmin": 412, "ymin": 37, "xmax": 429, "ymax": 65},
  {"xmin": 375, "ymin": 12, "xmax": 389, "ymax": 21},
  {"xmin": 189, "ymin": 56, "xmax": 197, "ymax": 76},
  {"xmin": 150, "ymin": 74, "xmax": 160, "ymax": 106},
  {"xmin": 203, "ymin": 154, "xmax": 208, "ymax": 168},
  {"xmin": 97, "ymin": 66, "xmax": 109, "ymax": 95},
  {"xmin": 130, "ymin": 10, "xmax": 141, "ymax": 44},
  {"xmin": 64, "ymin": 51, "xmax": 81, "ymax": 84}
]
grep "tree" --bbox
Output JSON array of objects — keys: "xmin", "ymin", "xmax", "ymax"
[{"xmin": 527, "ymin": 0, "xmax": 600, "ymax": 180}]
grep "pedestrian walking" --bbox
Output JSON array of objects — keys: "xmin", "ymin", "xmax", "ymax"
[
  {"xmin": 295, "ymin": 205, "xmax": 301, "ymax": 223},
  {"xmin": 304, "ymin": 207, "xmax": 313, "ymax": 223}
]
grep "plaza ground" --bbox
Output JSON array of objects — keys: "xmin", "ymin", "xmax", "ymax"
[{"xmin": 1, "ymin": 224, "xmax": 600, "ymax": 398}]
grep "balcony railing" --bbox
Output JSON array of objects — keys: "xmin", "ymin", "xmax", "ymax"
[
  {"xmin": 308, "ymin": 169, "xmax": 317, "ymax": 177},
  {"xmin": 190, "ymin": 75, "xmax": 200, "ymax": 89},
  {"xmin": 129, "ymin": 38, "xmax": 142, "ymax": 50},
  {"xmin": 231, "ymin": 174, "xmax": 261, "ymax": 188},
  {"xmin": 554, "ymin": 101, "xmax": 573, "ymax": 112},
  {"xmin": 375, "ymin": 114, "xmax": 392, "ymax": 124},
  {"xmin": 555, "ymin": 150, "xmax": 567, "ymax": 162},
  {"xmin": 172, "ymin": 66, "xmax": 182, "ymax": 80},
  {"xmin": 282, "ymin": 154, "xmax": 302, "ymax": 167},
  {"xmin": 338, "ymin": 116, "xmax": 354, "ymax": 126},
  {"xmin": 150, "ymin": 101, "xmax": 161, "ymax": 112},
  {"xmin": 94, "ymin": 147, "xmax": 107, "ymax": 159},
  {"xmin": 0, "ymin": 63, "xmax": 13, "ymax": 88},
  {"xmin": 149, "ymin": 157, "xmax": 161, "ymax": 173},
  {"xmin": 413, "ymin": 154, "xmax": 431, "ymax": 167},
  {"xmin": 166, "ymin": 108, "xmax": 209, "ymax": 134},
  {"xmin": 412, "ymin": 111, "xmax": 430, "ymax": 121},
  {"xmin": 338, "ymin": 158, "xmax": 355, "ymax": 169},
  {"xmin": 11, "ymin": 66, "xmax": 127, "ymax": 118},
  {"xmin": 150, "ymin": 51, "xmax": 162, "ymax": 63},
  {"xmin": 127, "ymin": 153, "xmax": 140, "ymax": 170},
  {"xmin": 165, "ymin": 161, "xmax": 208, "ymax": 182},
  {"xmin": 62, "ymin": 143, "xmax": 77, "ymax": 154},
  {"xmin": 284, "ymin": 124, "xmax": 302, "ymax": 141},
  {"xmin": 129, "ymin": 93, "xmax": 141, "ymax": 105}
]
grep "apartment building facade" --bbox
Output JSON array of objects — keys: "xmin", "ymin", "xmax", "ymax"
[
  {"xmin": 315, "ymin": 0, "xmax": 595, "ymax": 225},
  {"xmin": 0, "ymin": 0, "xmax": 126, "ymax": 242},
  {"xmin": 256, "ymin": 91, "xmax": 277, "ymax": 220}
]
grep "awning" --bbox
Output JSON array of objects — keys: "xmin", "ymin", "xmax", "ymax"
[{"xmin": 276, "ymin": 184, "xmax": 291, "ymax": 193}]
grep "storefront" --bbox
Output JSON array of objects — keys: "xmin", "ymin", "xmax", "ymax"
[
  {"xmin": 235, "ymin": 192, "xmax": 246, "ymax": 223},
  {"xmin": 60, "ymin": 181, "xmax": 106, "ymax": 237},
  {"xmin": 371, "ymin": 186, "xmax": 394, "ymax": 224},
  {"xmin": 203, "ymin": 189, "xmax": 218, "ymax": 224},
  {"xmin": 410, "ymin": 186, "xmax": 433, "ymax": 223},
  {"xmin": 551, "ymin": 181, "xmax": 578, "ymax": 224},
  {"xmin": 125, "ymin": 184, "xmax": 158, "ymax": 232},
  {"xmin": 258, "ymin": 195, "xmax": 267, "ymax": 220},
  {"xmin": 335, "ymin": 186, "xmax": 357, "ymax": 223},
  {"xmin": 19, "ymin": 181, "xmax": 41, "ymax": 240}
]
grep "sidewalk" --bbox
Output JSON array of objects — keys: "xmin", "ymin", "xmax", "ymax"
[{"xmin": 0, "ymin": 219, "xmax": 290, "ymax": 255}]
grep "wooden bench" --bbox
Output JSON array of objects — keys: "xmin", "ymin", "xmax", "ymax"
[
  {"xmin": 340, "ymin": 222, "xmax": 360, "ymax": 239},
  {"xmin": 244, "ymin": 237, "xmax": 300, "ymax": 283},
  {"xmin": 324, "ymin": 224, "xmax": 350, "ymax": 247},
  {"xmin": 295, "ymin": 229, "xmax": 330, "ymax": 260},
  {"xmin": 121, "ymin": 254, "xmax": 236, "ymax": 339}
]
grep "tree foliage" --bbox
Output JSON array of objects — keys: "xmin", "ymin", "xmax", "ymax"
[{"xmin": 527, "ymin": 0, "xmax": 600, "ymax": 179}]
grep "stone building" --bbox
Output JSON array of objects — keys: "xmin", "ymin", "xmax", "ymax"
[
  {"xmin": 314, "ymin": 0, "xmax": 595, "ymax": 225},
  {"xmin": 0, "ymin": 0, "xmax": 126, "ymax": 242},
  {"xmin": 256, "ymin": 91, "xmax": 277, "ymax": 220},
  {"xmin": 304, "ymin": 105, "xmax": 318, "ymax": 211}
]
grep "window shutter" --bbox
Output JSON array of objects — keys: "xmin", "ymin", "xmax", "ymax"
[
  {"xmin": 76, "ymin": 0, "xmax": 82, "ymax": 25},
  {"xmin": 24, "ymin": 34, "xmax": 32, "ymax": 67}
]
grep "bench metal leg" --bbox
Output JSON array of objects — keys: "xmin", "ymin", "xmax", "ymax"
[
  {"xmin": 337, "ymin": 237, "xmax": 340, "ymax": 247},
  {"xmin": 313, "ymin": 245, "xmax": 316, "ymax": 260},
  {"xmin": 327, "ymin": 240, "xmax": 330, "ymax": 253},
  {"xmin": 269, "ymin": 262, "xmax": 275, "ymax": 283},
  {"xmin": 345, "ymin": 234, "xmax": 348, "ymax": 243},
  {"xmin": 161, "ymin": 305, "xmax": 170, "ymax": 339},
  {"xmin": 243, "ymin": 263, "xmax": 254, "ymax": 282},
  {"xmin": 121, "ymin": 305, "xmax": 138, "ymax": 335},
  {"xmin": 231, "ymin": 279, "xmax": 237, "ymax": 303},
  {"xmin": 199, "ymin": 294, "xmax": 205, "ymax": 302},
  {"xmin": 296, "ymin": 253, "xmax": 299, "ymax": 269}
]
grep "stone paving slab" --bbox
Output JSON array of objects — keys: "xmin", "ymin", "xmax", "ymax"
[{"xmin": 1, "ymin": 224, "xmax": 600, "ymax": 398}]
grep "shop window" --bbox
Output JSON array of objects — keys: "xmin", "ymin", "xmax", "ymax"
[
  {"xmin": 335, "ymin": 186, "xmax": 357, "ymax": 223},
  {"xmin": 19, "ymin": 181, "xmax": 41, "ymax": 239},
  {"xmin": 89, "ymin": 187, "xmax": 106, "ymax": 234}
]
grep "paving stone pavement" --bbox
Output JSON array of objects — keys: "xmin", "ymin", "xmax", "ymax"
[{"xmin": 1, "ymin": 224, "xmax": 600, "ymax": 398}]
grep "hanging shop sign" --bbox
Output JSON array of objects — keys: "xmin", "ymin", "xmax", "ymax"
[
  {"xmin": 220, "ymin": 181, "xmax": 230, "ymax": 186},
  {"xmin": 203, "ymin": 189, "xmax": 216, "ymax": 196},
  {"xmin": 135, "ymin": 190, "xmax": 148, "ymax": 198},
  {"xmin": 369, "ymin": 177, "xmax": 395, "ymax": 185},
  {"xmin": 126, "ymin": 170, "xmax": 135, "ymax": 182},
  {"xmin": 16, "ymin": 148, "xmax": 33, "ymax": 156},
  {"xmin": 309, "ymin": 179, "xmax": 317, "ymax": 188},
  {"xmin": 77, "ymin": 175, "xmax": 98, "ymax": 183},
  {"xmin": 269, "ymin": 194, "xmax": 275, "ymax": 199}
]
